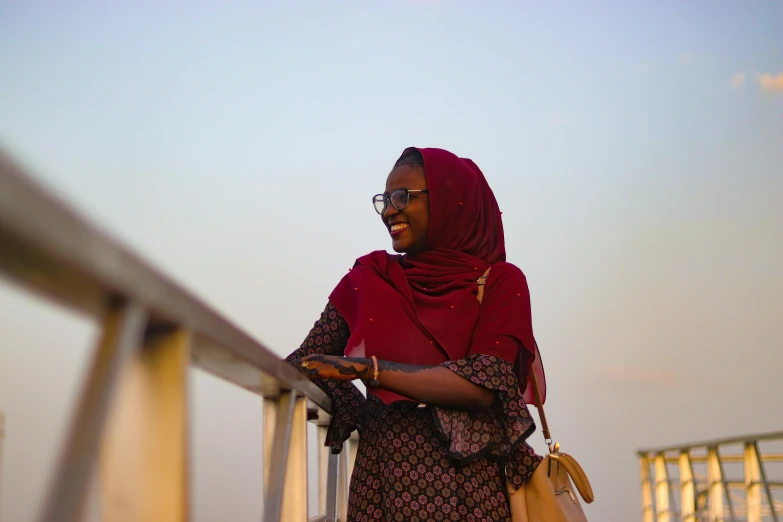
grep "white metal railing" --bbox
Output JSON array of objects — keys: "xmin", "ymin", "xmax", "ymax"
[
  {"xmin": 0, "ymin": 146, "xmax": 353, "ymax": 521},
  {"xmin": 638, "ymin": 432, "xmax": 783, "ymax": 522}
]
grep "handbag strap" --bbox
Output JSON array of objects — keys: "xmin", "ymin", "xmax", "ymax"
[
  {"xmin": 528, "ymin": 360, "xmax": 552, "ymax": 445},
  {"xmin": 477, "ymin": 268, "xmax": 553, "ymax": 447}
]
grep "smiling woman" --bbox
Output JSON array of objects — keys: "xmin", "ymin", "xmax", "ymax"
[
  {"xmin": 372, "ymin": 149, "xmax": 430, "ymax": 253},
  {"xmin": 286, "ymin": 147, "xmax": 543, "ymax": 522}
]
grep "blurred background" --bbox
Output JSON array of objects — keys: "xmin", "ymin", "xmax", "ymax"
[{"xmin": 0, "ymin": 1, "xmax": 781, "ymax": 521}]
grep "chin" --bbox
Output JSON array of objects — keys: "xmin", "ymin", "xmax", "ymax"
[{"xmin": 390, "ymin": 238, "xmax": 412, "ymax": 253}]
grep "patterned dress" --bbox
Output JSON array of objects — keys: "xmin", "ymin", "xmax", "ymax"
[{"xmin": 286, "ymin": 303, "xmax": 542, "ymax": 522}]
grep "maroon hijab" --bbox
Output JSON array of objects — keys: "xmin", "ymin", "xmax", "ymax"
[{"xmin": 330, "ymin": 147, "xmax": 545, "ymax": 404}]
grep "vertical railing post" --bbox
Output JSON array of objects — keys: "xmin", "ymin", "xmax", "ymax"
[
  {"xmin": 325, "ymin": 450, "xmax": 340, "ymax": 522},
  {"xmin": 641, "ymin": 453, "xmax": 655, "ymax": 522},
  {"xmin": 753, "ymin": 440, "xmax": 779, "ymax": 522},
  {"xmin": 680, "ymin": 450, "xmax": 696, "ymax": 522},
  {"xmin": 655, "ymin": 453, "xmax": 671, "ymax": 522},
  {"xmin": 315, "ymin": 422, "xmax": 351, "ymax": 522},
  {"xmin": 317, "ymin": 425, "xmax": 330, "ymax": 516},
  {"xmin": 38, "ymin": 303, "xmax": 148, "ymax": 522},
  {"xmin": 263, "ymin": 392, "xmax": 308, "ymax": 522},
  {"xmin": 287, "ymin": 396, "xmax": 309, "ymax": 521},
  {"xmin": 707, "ymin": 447, "xmax": 725, "ymax": 522},
  {"xmin": 100, "ymin": 326, "xmax": 192, "ymax": 522},
  {"xmin": 317, "ymin": 424, "xmax": 341, "ymax": 522},
  {"xmin": 744, "ymin": 442, "xmax": 762, "ymax": 522}
]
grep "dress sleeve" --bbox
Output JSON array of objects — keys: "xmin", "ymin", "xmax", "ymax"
[
  {"xmin": 431, "ymin": 264, "xmax": 542, "ymax": 487},
  {"xmin": 285, "ymin": 301, "xmax": 366, "ymax": 453},
  {"xmin": 433, "ymin": 354, "xmax": 542, "ymax": 487}
]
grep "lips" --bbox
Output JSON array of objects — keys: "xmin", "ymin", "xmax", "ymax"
[{"xmin": 389, "ymin": 222, "xmax": 409, "ymax": 237}]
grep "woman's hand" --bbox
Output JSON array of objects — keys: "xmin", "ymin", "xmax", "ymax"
[{"xmin": 291, "ymin": 354, "xmax": 371, "ymax": 381}]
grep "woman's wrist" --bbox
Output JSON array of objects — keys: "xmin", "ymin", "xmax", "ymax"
[
  {"xmin": 341, "ymin": 356, "xmax": 381, "ymax": 386},
  {"xmin": 342, "ymin": 357, "xmax": 374, "ymax": 381},
  {"xmin": 358, "ymin": 358, "xmax": 374, "ymax": 380}
]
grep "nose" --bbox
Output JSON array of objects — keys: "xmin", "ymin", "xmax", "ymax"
[{"xmin": 382, "ymin": 197, "xmax": 399, "ymax": 222}]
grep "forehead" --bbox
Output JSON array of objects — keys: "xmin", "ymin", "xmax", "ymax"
[{"xmin": 385, "ymin": 165, "xmax": 427, "ymax": 192}]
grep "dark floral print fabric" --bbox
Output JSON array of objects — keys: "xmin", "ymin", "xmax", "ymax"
[
  {"xmin": 287, "ymin": 302, "xmax": 542, "ymax": 520},
  {"xmin": 349, "ymin": 396, "xmax": 511, "ymax": 521},
  {"xmin": 285, "ymin": 302, "xmax": 366, "ymax": 453},
  {"xmin": 436, "ymin": 355, "xmax": 543, "ymax": 489}
]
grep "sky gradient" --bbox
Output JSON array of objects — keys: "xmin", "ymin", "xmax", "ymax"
[{"xmin": 1, "ymin": 1, "xmax": 782, "ymax": 521}]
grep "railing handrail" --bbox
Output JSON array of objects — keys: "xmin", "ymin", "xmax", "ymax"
[
  {"xmin": 636, "ymin": 430, "xmax": 783, "ymax": 455},
  {"xmin": 0, "ymin": 145, "xmax": 355, "ymax": 522},
  {"xmin": 638, "ymin": 432, "xmax": 783, "ymax": 522},
  {"xmin": 0, "ymin": 148, "xmax": 330, "ymax": 411}
]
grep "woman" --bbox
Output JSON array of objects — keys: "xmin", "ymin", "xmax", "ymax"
[{"xmin": 287, "ymin": 147, "xmax": 543, "ymax": 522}]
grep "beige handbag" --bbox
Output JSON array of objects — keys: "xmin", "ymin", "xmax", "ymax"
[
  {"xmin": 506, "ymin": 367, "xmax": 594, "ymax": 521},
  {"xmin": 477, "ymin": 268, "xmax": 594, "ymax": 521}
]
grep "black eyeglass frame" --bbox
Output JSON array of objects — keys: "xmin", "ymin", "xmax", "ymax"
[{"xmin": 372, "ymin": 189, "xmax": 429, "ymax": 215}]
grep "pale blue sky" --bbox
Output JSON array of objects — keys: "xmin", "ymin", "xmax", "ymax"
[{"xmin": 1, "ymin": 2, "xmax": 782, "ymax": 521}]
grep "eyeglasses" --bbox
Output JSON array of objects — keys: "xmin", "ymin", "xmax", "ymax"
[{"xmin": 372, "ymin": 189, "xmax": 429, "ymax": 215}]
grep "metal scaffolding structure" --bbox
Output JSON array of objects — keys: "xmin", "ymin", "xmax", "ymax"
[
  {"xmin": 638, "ymin": 432, "xmax": 783, "ymax": 522},
  {"xmin": 0, "ymin": 146, "xmax": 355, "ymax": 522}
]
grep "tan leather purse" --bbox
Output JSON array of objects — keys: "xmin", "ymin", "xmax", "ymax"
[
  {"xmin": 477, "ymin": 268, "xmax": 595, "ymax": 521},
  {"xmin": 506, "ymin": 367, "xmax": 594, "ymax": 521}
]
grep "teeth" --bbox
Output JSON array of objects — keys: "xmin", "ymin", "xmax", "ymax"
[{"xmin": 391, "ymin": 223, "xmax": 409, "ymax": 232}]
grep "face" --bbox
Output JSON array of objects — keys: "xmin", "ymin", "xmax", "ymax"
[{"xmin": 381, "ymin": 165, "xmax": 430, "ymax": 254}]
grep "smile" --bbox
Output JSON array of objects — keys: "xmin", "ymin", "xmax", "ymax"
[{"xmin": 390, "ymin": 223, "xmax": 409, "ymax": 237}]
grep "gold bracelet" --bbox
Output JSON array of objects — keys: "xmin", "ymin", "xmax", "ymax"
[{"xmin": 367, "ymin": 355, "xmax": 380, "ymax": 387}]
